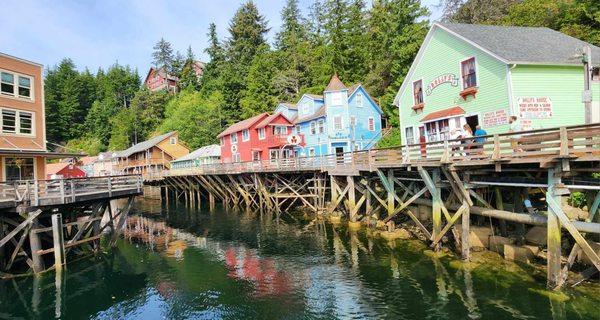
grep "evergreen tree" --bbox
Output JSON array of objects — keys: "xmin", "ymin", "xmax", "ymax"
[
  {"xmin": 171, "ymin": 50, "xmax": 185, "ymax": 77},
  {"xmin": 221, "ymin": 1, "xmax": 270, "ymax": 124},
  {"xmin": 200, "ymin": 23, "xmax": 226, "ymax": 95},
  {"xmin": 240, "ymin": 46, "xmax": 279, "ymax": 118},
  {"xmin": 179, "ymin": 46, "xmax": 200, "ymax": 90},
  {"xmin": 152, "ymin": 38, "xmax": 174, "ymax": 70}
]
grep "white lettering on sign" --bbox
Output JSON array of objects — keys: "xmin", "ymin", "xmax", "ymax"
[
  {"xmin": 517, "ymin": 97, "xmax": 553, "ymax": 119},
  {"xmin": 426, "ymin": 74, "xmax": 458, "ymax": 96},
  {"xmin": 482, "ymin": 109, "xmax": 509, "ymax": 127}
]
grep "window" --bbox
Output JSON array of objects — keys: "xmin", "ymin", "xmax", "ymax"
[
  {"xmin": 461, "ymin": 57, "xmax": 477, "ymax": 89},
  {"xmin": 1, "ymin": 72, "xmax": 15, "ymax": 96},
  {"xmin": 232, "ymin": 153, "xmax": 241, "ymax": 162},
  {"xmin": 2, "ymin": 110, "xmax": 16, "ymax": 133},
  {"xmin": 317, "ymin": 119, "xmax": 325, "ymax": 134},
  {"xmin": 301, "ymin": 103, "xmax": 310, "ymax": 115},
  {"xmin": 368, "ymin": 117, "xmax": 375, "ymax": 131},
  {"xmin": 230, "ymin": 133, "xmax": 237, "ymax": 144},
  {"xmin": 354, "ymin": 143, "xmax": 360, "ymax": 151},
  {"xmin": 242, "ymin": 129, "xmax": 250, "ymax": 141},
  {"xmin": 331, "ymin": 92, "xmax": 343, "ymax": 106},
  {"xmin": 349, "ymin": 116, "xmax": 356, "ymax": 127},
  {"xmin": 309, "ymin": 148, "xmax": 315, "ymax": 157},
  {"xmin": 310, "ymin": 121, "xmax": 316, "ymax": 135},
  {"xmin": 334, "ymin": 116, "xmax": 343, "ymax": 131},
  {"xmin": 413, "ymin": 80, "xmax": 423, "ymax": 105},
  {"xmin": 356, "ymin": 92, "xmax": 363, "ymax": 107},
  {"xmin": 258, "ymin": 128, "xmax": 265, "ymax": 139},
  {"xmin": 425, "ymin": 118, "xmax": 450, "ymax": 142},
  {"xmin": 295, "ymin": 125, "xmax": 301, "ymax": 134},
  {"xmin": 19, "ymin": 111, "xmax": 32, "ymax": 135},
  {"xmin": 0, "ymin": 71, "xmax": 32, "ymax": 100},
  {"xmin": 592, "ymin": 67, "xmax": 600, "ymax": 82},
  {"xmin": 169, "ymin": 137, "xmax": 177, "ymax": 145},
  {"xmin": 252, "ymin": 151, "xmax": 261, "ymax": 161},
  {"xmin": 269, "ymin": 149, "xmax": 279, "ymax": 160},
  {"xmin": 274, "ymin": 126, "xmax": 288, "ymax": 135},
  {"xmin": 5, "ymin": 157, "xmax": 34, "ymax": 181},
  {"xmin": 405, "ymin": 127, "xmax": 415, "ymax": 145}
]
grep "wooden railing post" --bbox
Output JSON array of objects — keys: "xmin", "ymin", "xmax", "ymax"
[
  {"xmin": 492, "ymin": 134, "xmax": 500, "ymax": 160},
  {"xmin": 70, "ymin": 180, "xmax": 75, "ymax": 202},
  {"xmin": 33, "ymin": 180, "xmax": 39, "ymax": 206},
  {"xmin": 559, "ymin": 127, "xmax": 569, "ymax": 157},
  {"xmin": 60, "ymin": 179, "xmax": 65, "ymax": 203},
  {"xmin": 107, "ymin": 177, "xmax": 112, "ymax": 197}
]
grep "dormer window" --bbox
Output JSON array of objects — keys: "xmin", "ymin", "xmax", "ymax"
[{"xmin": 461, "ymin": 57, "xmax": 477, "ymax": 89}]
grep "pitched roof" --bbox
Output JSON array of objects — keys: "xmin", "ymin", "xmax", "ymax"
[
  {"xmin": 294, "ymin": 105, "xmax": 327, "ymax": 124},
  {"xmin": 217, "ymin": 113, "xmax": 269, "ymax": 138},
  {"xmin": 324, "ymin": 74, "xmax": 347, "ymax": 92},
  {"xmin": 421, "ymin": 106, "xmax": 465, "ymax": 122},
  {"xmin": 115, "ymin": 132, "xmax": 176, "ymax": 158},
  {"xmin": 279, "ymin": 102, "xmax": 297, "ymax": 110},
  {"xmin": 438, "ymin": 22, "xmax": 600, "ymax": 65},
  {"xmin": 46, "ymin": 162, "xmax": 81, "ymax": 175},
  {"xmin": 79, "ymin": 156, "xmax": 98, "ymax": 166},
  {"xmin": 256, "ymin": 113, "xmax": 293, "ymax": 128},
  {"xmin": 172, "ymin": 144, "xmax": 220, "ymax": 163},
  {"xmin": 305, "ymin": 93, "xmax": 324, "ymax": 100}
]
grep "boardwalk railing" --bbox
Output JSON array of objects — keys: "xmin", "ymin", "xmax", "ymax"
[
  {"xmin": 0, "ymin": 175, "xmax": 143, "ymax": 207},
  {"xmin": 152, "ymin": 123, "xmax": 600, "ymax": 178}
]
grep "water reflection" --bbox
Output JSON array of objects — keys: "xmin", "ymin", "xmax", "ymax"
[{"xmin": 0, "ymin": 199, "xmax": 597, "ymax": 319}]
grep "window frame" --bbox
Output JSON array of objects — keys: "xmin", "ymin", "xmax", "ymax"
[
  {"xmin": 460, "ymin": 57, "xmax": 478, "ymax": 90},
  {"xmin": 368, "ymin": 117, "xmax": 375, "ymax": 131},
  {"xmin": 404, "ymin": 126, "xmax": 415, "ymax": 145},
  {"xmin": 310, "ymin": 121, "xmax": 316, "ymax": 135},
  {"xmin": 230, "ymin": 133, "xmax": 238, "ymax": 144},
  {"xmin": 317, "ymin": 119, "xmax": 325, "ymax": 134},
  {"xmin": 356, "ymin": 92, "xmax": 363, "ymax": 107},
  {"xmin": 295, "ymin": 125, "xmax": 301, "ymax": 135},
  {"xmin": 0, "ymin": 107, "xmax": 35, "ymax": 136},
  {"xmin": 242, "ymin": 129, "xmax": 250, "ymax": 141},
  {"xmin": 333, "ymin": 115, "xmax": 343, "ymax": 131},
  {"xmin": 412, "ymin": 79, "xmax": 424, "ymax": 105},
  {"xmin": 349, "ymin": 115, "xmax": 356, "ymax": 127},
  {"xmin": 0, "ymin": 69, "xmax": 34, "ymax": 101},
  {"xmin": 258, "ymin": 128, "xmax": 266, "ymax": 140},
  {"xmin": 169, "ymin": 137, "xmax": 177, "ymax": 145},
  {"xmin": 308, "ymin": 148, "xmax": 315, "ymax": 157}
]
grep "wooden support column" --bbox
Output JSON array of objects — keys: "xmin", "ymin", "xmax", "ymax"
[
  {"xmin": 347, "ymin": 176, "xmax": 356, "ymax": 221},
  {"xmin": 51, "ymin": 213, "xmax": 65, "ymax": 270},
  {"xmin": 387, "ymin": 170, "xmax": 395, "ymax": 217},
  {"xmin": 29, "ymin": 214, "xmax": 45, "ymax": 273},
  {"xmin": 494, "ymin": 187, "xmax": 508, "ymax": 237},
  {"xmin": 330, "ymin": 175, "xmax": 338, "ymax": 213},
  {"xmin": 461, "ymin": 190, "xmax": 470, "ymax": 260},
  {"xmin": 546, "ymin": 167, "xmax": 562, "ymax": 289},
  {"xmin": 422, "ymin": 168, "xmax": 443, "ymax": 251}
]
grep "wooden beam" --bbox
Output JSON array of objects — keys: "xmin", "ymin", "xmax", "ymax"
[{"xmin": 546, "ymin": 167, "xmax": 563, "ymax": 289}]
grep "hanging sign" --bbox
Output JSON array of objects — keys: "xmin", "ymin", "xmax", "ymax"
[
  {"xmin": 426, "ymin": 74, "xmax": 458, "ymax": 96},
  {"xmin": 517, "ymin": 97, "xmax": 553, "ymax": 119},
  {"xmin": 231, "ymin": 144, "xmax": 238, "ymax": 153},
  {"xmin": 482, "ymin": 109, "xmax": 509, "ymax": 127},
  {"xmin": 286, "ymin": 134, "xmax": 302, "ymax": 145}
]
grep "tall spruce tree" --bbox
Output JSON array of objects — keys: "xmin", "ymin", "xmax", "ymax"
[
  {"xmin": 200, "ymin": 23, "xmax": 226, "ymax": 95},
  {"xmin": 221, "ymin": 1, "xmax": 270, "ymax": 123},
  {"xmin": 152, "ymin": 38, "xmax": 174, "ymax": 71}
]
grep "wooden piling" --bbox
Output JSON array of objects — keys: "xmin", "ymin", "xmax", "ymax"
[
  {"xmin": 29, "ymin": 214, "xmax": 45, "ymax": 273},
  {"xmin": 51, "ymin": 213, "xmax": 65, "ymax": 270},
  {"xmin": 546, "ymin": 168, "xmax": 562, "ymax": 289}
]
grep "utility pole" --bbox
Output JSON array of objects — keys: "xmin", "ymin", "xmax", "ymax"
[{"xmin": 582, "ymin": 46, "xmax": 592, "ymax": 124}]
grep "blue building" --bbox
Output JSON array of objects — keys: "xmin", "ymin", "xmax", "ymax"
[{"xmin": 276, "ymin": 75, "xmax": 383, "ymax": 157}]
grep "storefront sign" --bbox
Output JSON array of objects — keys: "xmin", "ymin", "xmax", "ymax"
[
  {"xmin": 517, "ymin": 97, "xmax": 553, "ymax": 119},
  {"xmin": 426, "ymin": 74, "xmax": 458, "ymax": 96},
  {"xmin": 482, "ymin": 109, "xmax": 509, "ymax": 127}
]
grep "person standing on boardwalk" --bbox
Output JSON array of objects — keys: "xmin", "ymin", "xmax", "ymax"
[
  {"xmin": 462, "ymin": 124, "xmax": 473, "ymax": 156},
  {"xmin": 509, "ymin": 116, "xmax": 523, "ymax": 152},
  {"xmin": 473, "ymin": 125, "xmax": 487, "ymax": 154}
]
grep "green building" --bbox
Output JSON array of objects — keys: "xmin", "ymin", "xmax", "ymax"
[{"xmin": 394, "ymin": 22, "xmax": 600, "ymax": 145}]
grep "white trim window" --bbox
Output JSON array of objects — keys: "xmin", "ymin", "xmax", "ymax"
[
  {"xmin": 460, "ymin": 57, "xmax": 477, "ymax": 89},
  {"xmin": 356, "ymin": 92, "xmax": 363, "ymax": 107},
  {"xmin": 349, "ymin": 116, "xmax": 356, "ymax": 127},
  {"xmin": 258, "ymin": 128, "xmax": 266, "ymax": 140},
  {"xmin": 310, "ymin": 121, "xmax": 316, "ymax": 135},
  {"xmin": 295, "ymin": 125, "xmax": 301, "ymax": 134},
  {"xmin": 405, "ymin": 126, "xmax": 415, "ymax": 145},
  {"xmin": 333, "ymin": 116, "xmax": 343, "ymax": 131},
  {"xmin": 317, "ymin": 119, "xmax": 325, "ymax": 134},
  {"xmin": 230, "ymin": 133, "xmax": 238, "ymax": 144},
  {"xmin": 269, "ymin": 149, "xmax": 279, "ymax": 160},
  {"xmin": 232, "ymin": 153, "xmax": 241, "ymax": 162},
  {"xmin": 368, "ymin": 117, "xmax": 375, "ymax": 131},
  {"xmin": 273, "ymin": 126, "xmax": 287, "ymax": 135},
  {"xmin": 1, "ymin": 70, "xmax": 33, "ymax": 100},
  {"xmin": 1, "ymin": 108, "xmax": 34, "ymax": 135},
  {"xmin": 413, "ymin": 79, "xmax": 424, "ymax": 105},
  {"xmin": 169, "ymin": 136, "xmax": 177, "ymax": 145},
  {"xmin": 242, "ymin": 129, "xmax": 250, "ymax": 141}
]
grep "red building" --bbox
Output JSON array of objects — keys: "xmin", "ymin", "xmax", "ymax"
[
  {"xmin": 218, "ymin": 112, "xmax": 303, "ymax": 163},
  {"xmin": 46, "ymin": 162, "xmax": 86, "ymax": 179},
  {"xmin": 144, "ymin": 67, "xmax": 178, "ymax": 93}
]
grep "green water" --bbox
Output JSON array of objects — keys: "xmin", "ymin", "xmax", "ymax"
[{"xmin": 0, "ymin": 199, "xmax": 598, "ymax": 319}]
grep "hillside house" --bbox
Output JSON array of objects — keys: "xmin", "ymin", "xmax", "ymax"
[
  {"xmin": 46, "ymin": 162, "xmax": 86, "ymax": 179},
  {"xmin": 114, "ymin": 132, "xmax": 189, "ymax": 174},
  {"xmin": 394, "ymin": 22, "xmax": 600, "ymax": 146}
]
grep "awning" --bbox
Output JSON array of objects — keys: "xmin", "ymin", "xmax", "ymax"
[{"xmin": 421, "ymin": 106, "xmax": 465, "ymax": 122}]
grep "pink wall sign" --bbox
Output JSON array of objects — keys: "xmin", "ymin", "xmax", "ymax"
[
  {"xmin": 425, "ymin": 74, "xmax": 458, "ymax": 96},
  {"xmin": 517, "ymin": 97, "xmax": 553, "ymax": 119},
  {"xmin": 482, "ymin": 109, "xmax": 509, "ymax": 127}
]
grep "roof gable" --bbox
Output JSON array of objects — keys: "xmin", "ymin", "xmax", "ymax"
[
  {"xmin": 217, "ymin": 113, "xmax": 269, "ymax": 138},
  {"xmin": 116, "ymin": 132, "xmax": 176, "ymax": 158},
  {"xmin": 256, "ymin": 113, "xmax": 293, "ymax": 128},
  {"xmin": 324, "ymin": 74, "xmax": 347, "ymax": 92},
  {"xmin": 348, "ymin": 84, "xmax": 383, "ymax": 114}
]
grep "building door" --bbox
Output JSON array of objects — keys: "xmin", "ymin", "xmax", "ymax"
[
  {"xmin": 465, "ymin": 114, "xmax": 479, "ymax": 131},
  {"xmin": 335, "ymin": 147, "xmax": 345, "ymax": 164}
]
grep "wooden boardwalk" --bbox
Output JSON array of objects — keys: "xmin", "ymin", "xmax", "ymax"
[{"xmin": 150, "ymin": 123, "xmax": 600, "ymax": 290}]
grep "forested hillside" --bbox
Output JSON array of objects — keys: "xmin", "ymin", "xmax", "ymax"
[{"xmin": 44, "ymin": 0, "xmax": 599, "ymax": 155}]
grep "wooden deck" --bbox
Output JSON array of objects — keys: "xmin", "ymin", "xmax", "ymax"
[
  {"xmin": 0, "ymin": 175, "xmax": 143, "ymax": 211},
  {"xmin": 150, "ymin": 123, "xmax": 600, "ymax": 179}
]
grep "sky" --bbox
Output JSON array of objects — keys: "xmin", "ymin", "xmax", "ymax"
[{"xmin": 0, "ymin": 0, "xmax": 443, "ymax": 75}]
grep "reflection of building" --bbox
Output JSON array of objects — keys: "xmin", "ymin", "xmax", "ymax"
[
  {"xmin": 395, "ymin": 22, "xmax": 600, "ymax": 146},
  {"xmin": 113, "ymin": 132, "xmax": 189, "ymax": 175},
  {"xmin": 0, "ymin": 52, "xmax": 80, "ymax": 180},
  {"xmin": 171, "ymin": 144, "xmax": 220, "ymax": 170}
]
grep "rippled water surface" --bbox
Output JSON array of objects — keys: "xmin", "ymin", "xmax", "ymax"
[{"xmin": 0, "ymin": 199, "xmax": 598, "ymax": 319}]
